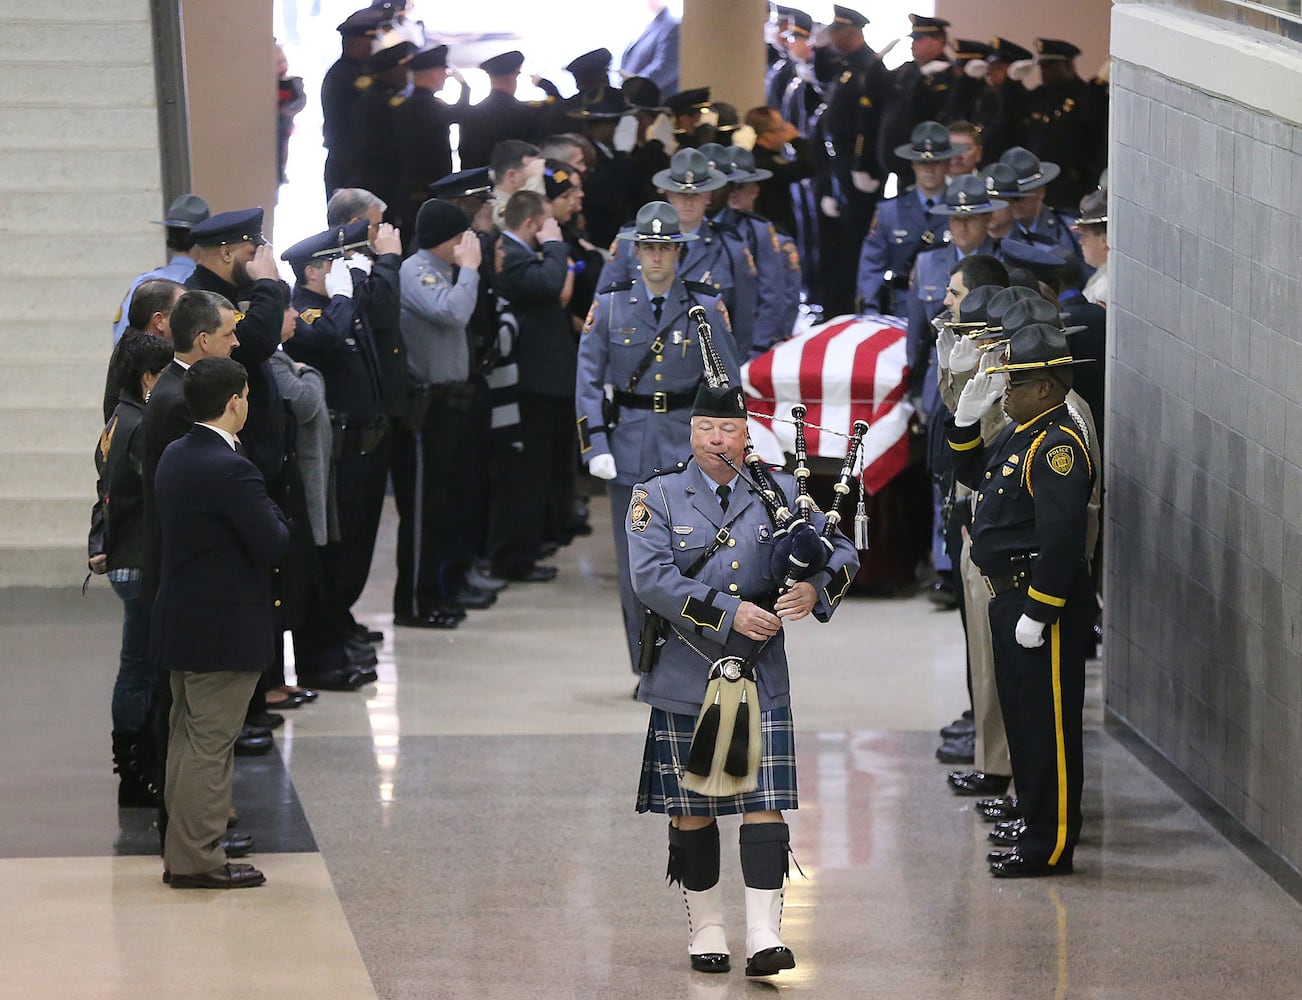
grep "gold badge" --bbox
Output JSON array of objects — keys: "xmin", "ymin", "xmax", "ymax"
[
  {"xmin": 420, "ymin": 272, "xmax": 440, "ymax": 287},
  {"xmin": 1046, "ymin": 445, "xmax": 1075, "ymax": 476},
  {"xmin": 1002, "ymin": 465, "xmax": 1014, "ymax": 477},
  {"xmin": 629, "ymin": 499, "xmax": 652, "ymax": 532},
  {"xmin": 233, "ymin": 310, "xmax": 246, "ymax": 323},
  {"xmin": 299, "ymin": 307, "xmax": 322, "ymax": 325}
]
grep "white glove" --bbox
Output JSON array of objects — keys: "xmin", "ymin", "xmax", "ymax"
[
  {"xmin": 948, "ymin": 335, "xmax": 981, "ymax": 374},
  {"xmin": 1015, "ymin": 614, "xmax": 1046, "ymax": 649},
  {"xmin": 613, "ymin": 114, "xmax": 638, "ymax": 153},
  {"xmin": 851, "ymin": 170, "xmax": 880, "ymax": 194},
  {"xmin": 964, "ymin": 58, "xmax": 989, "ymax": 80},
  {"xmin": 820, "ymin": 195, "xmax": 841, "ymax": 218},
  {"xmin": 935, "ymin": 326, "xmax": 957, "ymax": 371},
  {"xmin": 648, "ymin": 113, "xmax": 676, "ymax": 153},
  {"xmin": 346, "ymin": 253, "xmax": 372, "ymax": 276},
  {"xmin": 920, "ymin": 59, "xmax": 951, "ymax": 78},
  {"xmin": 324, "ymin": 258, "xmax": 354, "ymax": 299},
  {"xmin": 953, "ymin": 367, "xmax": 1003, "ymax": 426},
  {"xmin": 588, "ymin": 454, "xmax": 617, "ymax": 480},
  {"xmin": 1009, "ymin": 59, "xmax": 1036, "ymax": 84}
]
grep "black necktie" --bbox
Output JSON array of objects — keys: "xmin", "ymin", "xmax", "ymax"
[
  {"xmin": 716, "ymin": 484, "xmax": 730, "ymax": 513},
  {"xmin": 651, "ymin": 296, "xmax": 664, "ymax": 324},
  {"xmin": 924, "ymin": 198, "xmax": 935, "ymax": 213}
]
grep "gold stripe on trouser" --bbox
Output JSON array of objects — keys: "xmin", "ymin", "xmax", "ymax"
[
  {"xmin": 1048, "ymin": 622, "xmax": 1069, "ymax": 865},
  {"xmin": 959, "ymin": 535, "xmax": 1010, "ymax": 775}
]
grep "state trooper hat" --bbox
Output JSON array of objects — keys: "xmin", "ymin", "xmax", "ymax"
[
  {"xmin": 154, "ymin": 193, "xmax": 210, "ymax": 229},
  {"xmin": 726, "ymin": 147, "xmax": 773, "ymax": 182},
  {"xmin": 999, "ymin": 238, "xmax": 1069, "ymax": 279},
  {"xmin": 651, "ymin": 148, "xmax": 727, "ymax": 194},
  {"xmin": 987, "ymin": 323, "xmax": 1092, "ymax": 375},
  {"xmin": 616, "ymin": 201, "xmax": 699, "ymax": 243},
  {"xmin": 1075, "ymin": 189, "xmax": 1108, "ymax": 228},
  {"xmin": 894, "ymin": 120, "xmax": 960, "ymax": 162},
  {"xmin": 908, "ymin": 13, "xmax": 950, "ymax": 38},
  {"xmin": 479, "ymin": 50, "xmax": 524, "ymax": 76},
  {"xmin": 564, "ymin": 48, "xmax": 612, "ymax": 79},
  {"xmin": 281, "ymin": 220, "xmax": 370, "ymax": 265},
  {"xmin": 189, "ymin": 208, "xmax": 266, "ymax": 247},
  {"xmin": 943, "ymin": 284, "xmax": 1002, "ymax": 333},
  {"xmin": 999, "ymin": 297, "xmax": 1085, "ymax": 337},
  {"xmin": 985, "ymin": 285, "xmax": 1042, "ymax": 332},
  {"xmin": 999, "ymin": 146, "xmax": 1061, "ymax": 192},
  {"xmin": 697, "ymin": 142, "xmax": 752, "ymax": 182},
  {"xmin": 980, "ymin": 162, "xmax": 1023, "ymax": 199},
  {"xmin": 931, "ymin": 174, "xmax": 1006, "ymax": 216}
]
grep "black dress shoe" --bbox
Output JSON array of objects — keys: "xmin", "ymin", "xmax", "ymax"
[
  {"xmin": 168, "ymin": 863, "xmax": 266, "ymax": 889},
  {"xmin": 538, "ymin": 542, "xmax": 560, "ymax": 558},
  {"xmin": 164, "ymin": 862, "xmax": 253, "ymax": 885},
  {"xmin": 935, "ymin": 734, "xmax": 975, "ymax": 764},
  {"xmin": 246, "ymin": 711, "xmax": 285, "ymax": 731},
  {"xmin": 394, "ymin": 610, "xmax": 461, "ymax": 629},
  {"xmin": 988, "ymin": 820, "xmax": 1025, "ymax": 845},
  {"xmin": 690, "ymin": 953, "xmax": 730, "ymax": 973},
  {"xmin": 234, "ymin": 727, "xmax": 273, "ymax": 756},
  {"xmin": 987, "ymin": 847, "xmax": 1019, "ymax": 864},
  {"xmin": 990, "ymin": 853, "xmax": 1072, "ymax": 878},
  {"xmin": 351, "ymin": 666, "xmax": 378, "ymax": 685},
  {"xmin": 264, "ymin": 691, "xmax": 306, "ymax": 710},
  {"xmin": 979, "ymin": 799, "xmax": 1022, "ymax": 823},
  {"xmin": 503, "ymin": 564, "xmax": 558, "ymax": 583},
  {"xmin": 977, "ymin": 795, "xmax": 1016, "ymax": 811},
  {"xmin": 220, "ymin": 832, "xmax": 254, "ymax": 858},
  {"xmin": 297, "ymin": 668, "xmax": 366, "ymax": 692},
  {"xmin": 948, "ymin": 771, "xmax": 1012, "ymax": 797},
  {"xmin": 940, "ymin": 714, "xmax": 975, "ymax": 739},
  {"xmin": 745, "ymin": 946, "xmax": 796, "ymax": 977},
  {"xmin": 351, "ymin": 623, "xmax": 384, "ymax": 645},
  {"xmin": 927, "ymin": 575, "xmax": 959, "ymax": 610},
  {"xmin": 450, "ymin": 585, "xmax": 497, "ymax": 610},
  {"xmin": 345, "ymin": 639, "xmax": 379, "ymax": 665}
]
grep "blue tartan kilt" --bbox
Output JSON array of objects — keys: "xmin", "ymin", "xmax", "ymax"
[{"xmin": 635, "ymin": 705, "xmax": 798, "ymax": 816}]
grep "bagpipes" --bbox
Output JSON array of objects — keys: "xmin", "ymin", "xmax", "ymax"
[{"xmin": 677, "ymin": 309, "xmax": 869, "ymax": 798}]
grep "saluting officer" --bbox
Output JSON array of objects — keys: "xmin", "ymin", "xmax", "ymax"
[
  {"xmin": 970, "ymin": 38, "xmax": 1032, "ymax": 163},
  {"xmin": 946, "ymin": 324, "xmax": 1096, "ymax": 878},
  {"xmin": 1023, "ymin": 39, "xmax": 1106, "ymax": 210},
  {"xmin": 598, "ymin": 148, "xmax": 758, "ymax": 356},
  {"xmin": 997, "ymin": 147, "xmax": 1082, "ymax": 258},
  {"xmin": 458, "ymin": 51, "xmax": 547, "ymax": 170},
  {"xmin": 356, "ymin": 41, "xmax": 417, "ymax": 230},
  {"xmin": 577, "ymin": 201, "xmax": 739, "ymax": 672},
  {"xmin": 857, "ymin": 121, "xmax": 956, "ymax": 317},
  {"xmin": 322, "ymin": 9, "xmax": 386, "ymax": 198},
  {"xmin": 879, "ymin": 14, "xmax": 954, "ymax": 179},
  {"xmin": 944, "ymin": 40, "xmax": 994, "ymax": 126},
  {"xmin": 394, "ymin": 45, "xmax": 470, "ymax": 244}
]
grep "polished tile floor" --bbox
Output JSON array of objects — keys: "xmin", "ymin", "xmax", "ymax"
[{"xmin": 4, "ymin": 496, "xmax": 1302, "ymax": 999}]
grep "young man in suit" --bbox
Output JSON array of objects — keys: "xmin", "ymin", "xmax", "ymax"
[{"xmin": 153, "ymin": 357, "xmax": 290, "ymax": 889}]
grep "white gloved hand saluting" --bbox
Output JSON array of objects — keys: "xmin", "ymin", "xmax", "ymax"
[
  {"xmin": 346, "ymin": 253, "xmax": 373, "ymax": 276},
  {"xmin": 613, "ymin": 114, "xmax": 638, "ymax": 153},
  {"xmin": 948, "ymin": 335, "xmax": 981, "ymax": 374},
  {"xmin": 953, "ymin": 367, "xmax": 1003, "ymax": 426},
  {"xmin": 935, "ymin": 325, "xmax": 958, "ymax": 371},
  {"xmin": 820, "ymin": 195, "xmax": 841, "ymax": 219},
  {"xmin": 588, "ymin": 454, "xmax": 617, "ymax": 481},
  {"xmin": 1015, "ymin": 614, "xmax": 1046, "ymax": 648},
  {"xmin": 850, "ymin": 170, "xmax": 880, "ymax": 194},
  {"xmin": 324, "ymin": 258, "xmax": 354, "ymax": 299}
]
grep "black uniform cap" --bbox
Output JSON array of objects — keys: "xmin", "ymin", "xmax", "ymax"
[
  {"xmin": 369, "ymin": 41, "xmax": 417, "ymax": 72},
  {"xmin": 480, "ymin": 50, "xmax": 524, "ymax": 76},
  {"xmin": 953, "ymin": 39, "xmax": 994, "ymax": 62},
  {"xmin": 665, "ymin": 87, "xmax": 711, "ymax": 115},
  {"xmin": 409, "ymin": 45, "xmax": 449, "ymax": 71},
  {"xmin": 189, "ymin": 208, "xmax": 266, "ymax": 247},
  {"xmin": 565, "ymin": 47, "xmax": 612, "ymax": 79},
  {"xmin": 337, "ymin": 8, "xmax": 385, "ymax": 36},
  {"xmin": 623, "ymin": 76, "xmax": 665, "ymax": 111},
  {"xmin": 831, "ymin": 5, "xmax": 868, "ymax": 29},
  {"xmin": 430, "ymin": 166, "xmax": 494, "ymax": 201},
  {"xmin": 998, "ymin": 297, "xmax": 1082, "ymax": 338},
  {"xmin": 908, "ymin": 13, "xmax": 950, "ymax": 37},
  {"xmin": 281, "ymin": 220, "xmax": 370, "ymax": 265},
  {"xmin": 1036, "ymin": 38, "xmax": 1082, "ymax": 61},
  {"xmin": 782, "ymin": 9, "xmax": 814, "ymax": 37},
  {"xmin": 568, "ymin": 87, "xmax": 630, "ymax": 120},
  {"xmin": 985, "ymin": 286, "xmax": 1041, "ymax": 330},
  {"xmin": 988, "ymin": 37, "xmax": 1033, "ymax": 64}
]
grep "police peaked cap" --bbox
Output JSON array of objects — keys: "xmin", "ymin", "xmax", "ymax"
[
  {"xmin": 988, "ymin": 37, "xmax": 1033, "ymax": 64},
  {"xmin": 831, "ymin": 5, "xmax": 868, "ymax": 29},
  {"xmin": 409, "ymin": 45, "xmax": 449, "ymax": 71},
  {"xmin": 894, "ymin": 120, "xmax": 960, "ymax": 162},
  {"xmin": 565, "ymin": 47, "xmax": 612, "ymax": 79},
  {"xmin": 281, "ymin": 220, "xmax": 370, "ymax": 265},
  {"xmin": 1036, "ymin": 38, "xmax": 1082, "ymax": 61},
  {"xmin": 369, "ymin": 41, "xmax": 417, "ymax": 72},
  {"xmin": 651, "ymin": 148, "xmax": 728, "ymax": 194},
  {"xmin": 337, "ymin": 8, "xmax": 385, "ymax": 36},
  {"xmin": 908, "ymin": 13, "xmax": 950, "ymax": 37},
  {"xmin": 782, "ymin": 8, "xmax": 814, "ymax": 36},
  {"xmin": 430, "ymin": 166, "xmax": 494, "ymax": 201},
  {"xmin": 189, "ymin": 208, "xmax": 266, "ymax": 247},
  {"xmin": 665, "ymin": 87, "xmax": 711, "ymax": 115},
  {"xmin": 623, "ymin": 77, "xmax": 665, "ymax": 111},
  {"xmin": 616, "ymin": 201, "xmax": 699, "ymax": 244},
  {"xmin": 480, "ymin": 50, "xmax": 524, "ymax": 76},
  {"xmin": 953, "ymin": 39, "xmax": 994, "ymax": 62}
]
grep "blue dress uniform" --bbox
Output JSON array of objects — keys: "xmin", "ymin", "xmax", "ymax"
[
  {"xmin": 946, "ymin": 327, "xmax": 1095, "ymax": 877},
  {"xmin": 711, "ymin": 206, "xmax": 789, "ymax": 356},
  {"xmin": 1016, "ymin": 204, "xmax": 1082, "ymax": 258},
  {"xmin": 857, "ymin": 188, "xmax": 950, "ymax": 317},
  {"xmin": 577, "ymin": 267, "xmax": 738, "ymax": 672}
]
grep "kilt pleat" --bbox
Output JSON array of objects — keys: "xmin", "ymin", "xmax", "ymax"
[{"xmin": 635, "ymin": 706, "xmax": 798, "ymax": 815}]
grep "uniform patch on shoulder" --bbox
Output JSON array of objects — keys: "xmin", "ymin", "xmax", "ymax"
[
  {"xmin": 629, "ymin": 498, "xmax": 652, "ymax": 532},
  {"xmin": 632, "ymin": 488, "xmax": 649, "ymax": 501},
  {"xmin": 1046, "ymin": 445, "xmax": 1075, "ymax": 476},
  {"xmin": 299, "ymin": 307, "xmax": 322, "ymax": 325},
  {"xmin": 420, "ymin": 271, "xmax": 440, "ymax": 287}
]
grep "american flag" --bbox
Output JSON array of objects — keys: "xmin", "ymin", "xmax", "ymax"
[{"xmin": 742, "ymin": 313, "xmax": 915, "ymax": 495}]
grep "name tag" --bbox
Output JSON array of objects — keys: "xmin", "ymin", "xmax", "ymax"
[{"xmin": 673, "ymin": 526, "xmax": 694, "ymax": 535}]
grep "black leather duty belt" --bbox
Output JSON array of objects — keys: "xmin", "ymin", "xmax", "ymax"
[
  {"xmin": 612, "ymin": 388, "xmax": 696, "ymax": 413},
  {"xmin": 983, "ymin": 569, "xmax": 1029, "ymax": 599}
]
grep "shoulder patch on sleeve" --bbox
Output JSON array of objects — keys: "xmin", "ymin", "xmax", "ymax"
[
  {"xmin": 233, "ymin": 310, "xmax": 246, "ymax": 323},
  {"xmin": 1045, "ymin": 443, "xmax": 1075, "ymax": 476},
  {"xmin": 629, "ymin": 498, "xmax": 652, "ymax": 531},
  {"xmin": 299, "ymin": 307, "xmax": 322, "ymax": 325},
  {"xmin": 682, "ymin": 595, "xmax": 726, "ymax": 632},
  {"xmin": 743, "ymin": 246, "xmax": 757, "ymax": 277}
]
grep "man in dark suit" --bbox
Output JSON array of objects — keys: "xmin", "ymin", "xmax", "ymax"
[
  {"xmin": 154, "ymin": 357, "xmax": 289, "ymax": 889},
  {"xmin": 491, "ymin": 189, "xmax": 573, "ymax": 581}
]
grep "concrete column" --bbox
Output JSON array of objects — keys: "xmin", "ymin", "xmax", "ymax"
[{"xmin": 681, "ymin": 0, "xmax": 767, "ymax": 115}]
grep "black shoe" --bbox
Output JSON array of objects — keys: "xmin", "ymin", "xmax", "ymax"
[
  {"xmin": 935, "ymin": 734, "xmax": 975, "ymax": 764},
  {"xmin": 297, "ymin": 668, "xmax": 366, "ymax": 692},
  {"xmin": 502, "ymin": 564, "xmax": 558, "ymax": 583},
  {"xmin": 990, "ymin": 853, "xmax": 1072, "ymax": 878},
  {"xmin": 988, "ymin": 820, "xmax": 1025, "ymax": 845},
  {"xmin": 948, "ymin": 771, "xmax": 1011, "ymax": 796},
  {"xmin": 467, "ymin": 566, "xmax": 509, "ymax": 592},
  {"xmin": 350, "ymin": 622, "xmax": 384, "ymax": 645},
  {"xmin": 745, "ymin": 946, "xmax": 796, "ymax": 977},
  {"xmin": 168, "ymin": 863, "xmax": 266, "ymax": 889},
  {"xmin": 220, "ymin": 832, "xmax": 254, "ymax": 858},
  {"xmin": 690, "ymin": 953, "xmax": 731, "ymax": 973},
  {"xmin": 394, "ymin": 610, "xmax": 460, "ymax": 629},
  {"xmin": 264, "ymin": 691, "xmax": 306, "ymax": 711},
  {"xmin": 939, "ymin": 712, "xmax": 975, "ymax": 738},
  {"xmin": 164, "ymin": 861, "xmax": 254, "ymax": 885},
  {"xmin": 978, "ymin": 796, "xmax": 1021, "ymax": 822},
  {"xmin": 927, "ymin": 575, "xmax": 959, "ymax": 610},
  {"xmin": 351, "ymin": 666, "xmax": 378, "ymax": 685},
  {"xmin": 450, "ymin": 584, "xmax": 497, "ymax": 610},
  {"xmin": 245, "ymin": 711, "xmax": 284, "ymax": 731},
  {"xmin": 538, "ymin": 541, "xmax": 560, "ymax": 558},
  {"xmin": 987, "ymin": 847, "xmax": 1019, "ymax": 864},
  {"xmin": 234, "ymin": 727, "xmax": 273, "ymax": 756},
  {"xmin": 345, "ymin": 639, "xmax": 379, "ymax": 666}
]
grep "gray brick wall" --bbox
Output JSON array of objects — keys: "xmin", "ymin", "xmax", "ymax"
[{"xmin": 1108, "ymin": 59, "xmax": 1302, "ymax": 864}]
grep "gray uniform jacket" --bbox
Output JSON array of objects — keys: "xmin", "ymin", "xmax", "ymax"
[
  {"xmin": 575, "ymin": 278, "xmax": 738, "ymax": 486},
  {"xmin": 268, "ymin": 349, "xmax": 334, "ymax": 546},
  {"xmin": 400, "ymin": 249, "xmax": 478, "ymax": 385},
  {"xmin": 628, "ymin": 460, "xmax": 860, "ymax": 716}
]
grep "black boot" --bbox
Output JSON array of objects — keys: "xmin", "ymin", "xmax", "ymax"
[{"xmin": 112, "ymin": 730, "xmax": 159, "ymax": 808}]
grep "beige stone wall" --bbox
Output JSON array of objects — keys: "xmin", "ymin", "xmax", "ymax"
[{"xmin": 935, "ymin": 0, "xmax": 1112, "ymax": 83}]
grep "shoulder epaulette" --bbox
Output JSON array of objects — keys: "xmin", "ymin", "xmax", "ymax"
[
  {"xmin": 598, "ymin": 279, "xmax": 636, "ymax": 295},
  {"xmin": 681, "ymin": 280, "xmax": 716, "ymax": 296},
  {"xmin": 645, "ymin": 461, "xmax": 688, "ymax": 481}
]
